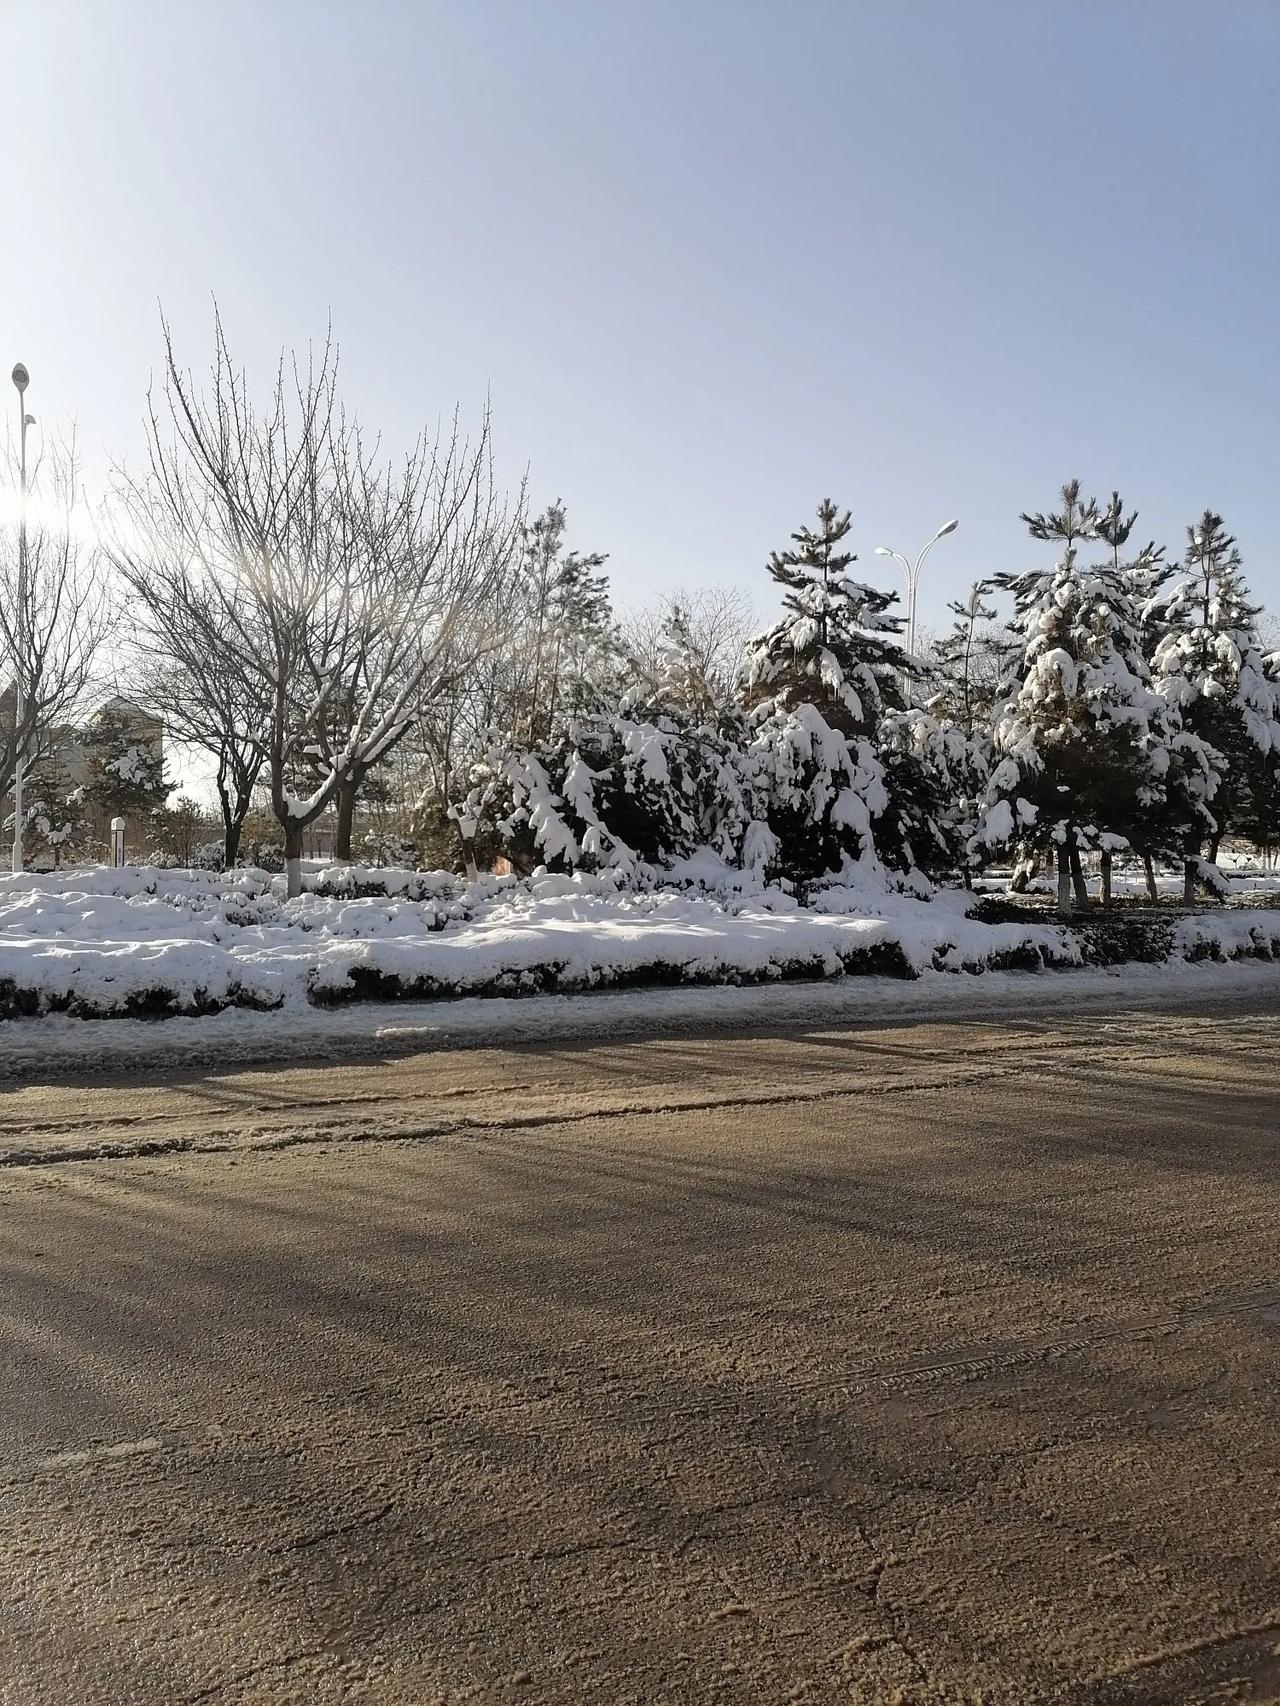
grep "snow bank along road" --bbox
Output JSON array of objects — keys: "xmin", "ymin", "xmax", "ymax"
[{"xmin": 2, "ymin": 996, "xmax": 1278, "ymax": 1704}]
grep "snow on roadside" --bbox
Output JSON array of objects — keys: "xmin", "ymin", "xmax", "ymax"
[
  {"xmin": 0, "ymin": 864, "xmax": 1277, "ymax": 1054},
  {"xmin": 0, "ymin": 864, "xmax": 1077, "ymax": 1020},
  {"xmin": 3, "ymin": 955, "xmax": 1279, "ymax": 1085},
  {"xmin": 305, "ymin": 881, "xmax": 1078, "ymax": 1003}
]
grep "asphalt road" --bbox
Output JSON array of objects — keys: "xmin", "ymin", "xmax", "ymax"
[{"xmin": 1, "ymin": 995, "xmax": 1278, "ymax": 1704}]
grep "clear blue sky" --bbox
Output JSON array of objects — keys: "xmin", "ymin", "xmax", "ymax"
[{"xmin": 3, "ymin": 0, "xmax": 1277, "ymax": 635}]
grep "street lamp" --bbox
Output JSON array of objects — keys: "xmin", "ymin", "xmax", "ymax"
[
  {"xmin": 10, "ymin": 362, "xmax": 31, "ymax": 874},
  {"xmin": 874, "ymin": 517, "xmax": 959, "ymax": 660}
]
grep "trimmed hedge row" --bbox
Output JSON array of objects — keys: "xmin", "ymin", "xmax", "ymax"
[
  {"xmin": 4, "ymin": 916, "xmax": 1278, "ymax": 1022},
  {"xmin": 0, "ymin": 978, "xmax": 282, "ymax": 1023},
  {"xmin": 307, "ymin": 935, "xmax": 1074, "ymax": 1006},
  {"xmin": 308, "ymin": 917, "xmax": 1280, "ymax": 1007}
]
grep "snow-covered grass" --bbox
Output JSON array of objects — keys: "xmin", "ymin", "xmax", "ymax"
[{"xmin": 1, "ymin": 861, "xmax": 1279, "ymax": 1031}]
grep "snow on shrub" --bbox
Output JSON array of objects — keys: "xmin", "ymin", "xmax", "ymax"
[
  {"xmin": 1174, "ymin": 911, "xmax": 1280, "ymax": 964},
  {"xmin": 309, "ymin": 864, "xmax": 469, "ymax": 904},
  {"xmin": 304, "ymin": 882, "xmax": 1079, "ymax": 1005},
  {"xmin": 1, "ymin": 862, "xmax": 1278, "ymax": 1023}
]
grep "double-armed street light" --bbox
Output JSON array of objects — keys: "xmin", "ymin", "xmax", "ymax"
[
  {"xmin": 10, "ymin": 361, "xmax": 33, "ymax": 874},
  {"xmin": 874, "ymin": 517, "xmax": 959, "ymax": 662}
]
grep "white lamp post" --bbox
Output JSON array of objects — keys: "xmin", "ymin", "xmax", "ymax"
[
  {"xmin": 10, "ymin": 362, "xmax": 32, "ymax": 875},
  {"xmin": 874, "ymin": 518, "xmax": 959, "ymax": 662}
]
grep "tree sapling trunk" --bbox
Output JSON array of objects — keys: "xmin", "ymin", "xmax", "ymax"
[
  {"xmin": 1100, "ymin": 847, "xmax": 1112, "ymax": 908},
  {"xmin": 217, "ymin": 777, "xmax": 249, "ymax": 871},
  {"xmin": 285, "ymin": 824, "xmax": 305, "ymax": 899},
  {"xmin": 1069, "ymin": 846, "xmax": 1090, "ymax": 909},
  {"xmin": 333, "ymin": 775, "xmax": 358, "ymax": 863},
  {"xmin": 1056, "ymin": 847, "xmax": 1073, "ymax": 912},
  {"xmin": 1141, "ymin": 852, "xmax": 1157, "ymax": 903},
  {"xmin": 454, "ymin": 807, "xmax": 480, "ymax": 882}
]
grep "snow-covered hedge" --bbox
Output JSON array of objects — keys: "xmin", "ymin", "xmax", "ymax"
[
  {"xmin": 1, "ymin": 863, "xmax": 1278, "ymax": 1022},
  {"xmin": 1174, "ymin": 911, "xmax": 1280, "ymax": 963},
  {"xmin": 308, "ymin": 864, "xmax": 467, "ymax": 905},
  {"xmin": 306, "ymin": 880, "xmax": 1077, "ymax": 1005}
]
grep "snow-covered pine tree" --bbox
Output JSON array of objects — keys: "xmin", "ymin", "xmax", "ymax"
[
  {"xmin": 147, "ymin": 795, "xmax": 214, "ymax": 867},
  {"xmin": 460, "ymin": 607, "xmax": 762, "ymax": 878},
  {"xmin": 879, "ymin": 707, "xmax": 990, "ymax": 883},
  {"xmin": 1234, "ymin": 704, "xmax": 1280, "ymax": 862},
  {"xmin": 18, "ymin": 747, "xmax": 87, "ymax": 868},
  {"xmin": 1149, "ymin": 512, "xmax": 1280, "ymax": 872},
  {"xmin": 545, "ymin": 551, "xmax": 623, "ymax": 721},
  {"xmin": 645, "ymin": 605, "xmax": 764, "ymax": 866},
  {"xmin": 625, "ymin": 589, "xmax": 755, "ymax": 722},
  {"xmin": 740, "ymin": 500, "xmax": 909, "ymax": 890},
  {"xmin": 652, "ymin": 603, "xmax": 724, "ymax": 722},
  {"xmin": 82, "ymin": 705, "xmax": 173, "ymax": 833},
  {"xmin": 1098, "ymin": 488, "xmax": 1172, "ymax": 670},
  {"xmin": 1115, "ymin": 689, "xmax": 1220, "ymax": 907},
  {"xmin": 976, "ymin": 483, "xmax": 1179, "ymax": 910},
  {"xmin": 1093, "ymin": 492, "xmax": 1191, "ymax": 901},
  {"xmin": 885, "ymin": 578, "xmax": 998, "ymax": 885},
  {"xmin": 515, "ymin": 504, "xmax": 621, "ymax": 742},
  {"xmin": 1020, "ymin": 478, "xmax": 1100, "ymax": 562},
  {"xmin": 1254, "ymin": 648, "xmax": 1280, "ymax": 859},
  {"xmin": 1099, "ymin": 491, "xmax": 1172, "ymax": 654},
  {"xmin": 1096, "ymin": 490, "xmax": 1136, "ymax": 570},
  {"xmin": 927, "ymin": 580, "xmax": 1000, "ymax": 739}
]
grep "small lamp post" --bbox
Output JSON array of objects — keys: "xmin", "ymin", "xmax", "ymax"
[{"xmin": 10, "ymin": 363, "xmax": 32, "ymax": 875}]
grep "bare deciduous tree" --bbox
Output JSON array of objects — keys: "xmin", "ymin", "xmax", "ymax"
[
  {"xmin": 621, "ymin": 584, "xmax": 757, "ymax": 713},
  {"xmin": 0, "ymin": 434, "xmax": 114, "ymax": 815},
  {"xmin": 113, "ymin": 311, "xmax": 518, "ymax": 894},
  {"xmin": 130, "ymin": 644, "xmax": 268, "ymax": 870}
]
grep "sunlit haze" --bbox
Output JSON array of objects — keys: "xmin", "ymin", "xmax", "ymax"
[{"xmin": 3, "ymin": 0, "xmax": 1277, "ymax": 629}]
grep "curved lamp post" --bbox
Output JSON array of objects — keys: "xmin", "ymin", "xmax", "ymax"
[{"xmin": 873, "ymin": 518, "xmax": 958, "ymax": 663}]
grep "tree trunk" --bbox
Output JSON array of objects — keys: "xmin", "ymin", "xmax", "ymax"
[
  {"xmin": 217, "ymin": 748, "xmax": 263, "ymax": 872},
  {"xmin": 1207, "ymin": 831, "xmax": 1222, "ymax": 866},
  {"xmin": 1069, "ymin": 846, "xmax": 1090, "ymax": 910},
  {"xmin": 223, "ymin": 816, "xmax": 243, "ymax": 871},
  {"xmin": 333, "ymin": 774, "xmax": 358, "ymax": 863},
  {"xmin": 1056, "ymin": 847, "xmax": 1073, "ymax": 912},
  {"xmin": 1010, "ymin": 853, "xmax": 1037, "ymax": 895},
  {"xmin": 285, "ymin": 823, "xmax": 305, "ymax": 899},
  {"xmin": 218, "ymin": 783, "xmax": 249, "ymax": 871},
  {"xmin": 1183, "ymin": 857, "xmax": 1196, "ymax": 906},
  {"xmin": 1141, "ymin": 852, "xmax": 1157, "ymax": 903},
  {"xmin": 1100, "ymin": 848, "xmax": 1112, "ymax": 908}
]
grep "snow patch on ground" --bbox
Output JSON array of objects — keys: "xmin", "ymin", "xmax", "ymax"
[
  {"xmin": 1, "ymin": 863, "xmax": 1278, "ymax": 1072},
  {"xmin": 2, "ymin": 944, "xmax": 1280, "ymax": 1085},
  {"xmin": 0, "ymin": 863, "xmax": 1076, "ymax": 1020}
]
